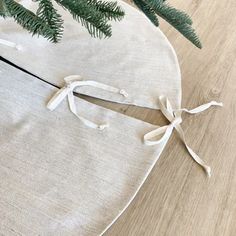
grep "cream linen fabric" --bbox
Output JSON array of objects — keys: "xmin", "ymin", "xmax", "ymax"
[
  {"xmin": 0, "ymin": 0, "xmax": 181, "ymax": 110},
  {"xmin": 0, "ymin": 1, "xmax": 222, "ymax": 234},
  {"xmin": 0, "ymin": 61, "xmax": 168, "ymax": 235}
]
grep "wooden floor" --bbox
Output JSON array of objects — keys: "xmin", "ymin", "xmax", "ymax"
[{"xmin": 85, "ymin": 0, "xmax": 236, "ymax": 235}]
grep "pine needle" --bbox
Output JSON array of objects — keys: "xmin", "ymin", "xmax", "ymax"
[
  {"xmin": 135, "ymin": 0, "xmax": 202, "ymax": 48},
  {"xmin": 133, "ymin": 0, "xmax": 159, "ymax": 26},
  {"xmin": 0, "ymin": 0, "xmax": 201, "ymax": 47},
  {"xmin": 36, "ymin": 0, "xmax": 64, "ymax": 42}
]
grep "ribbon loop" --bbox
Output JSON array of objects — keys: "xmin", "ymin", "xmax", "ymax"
[
  {"xmin": 47, "ymin": 75, "xmax": 128, "ymax": 130},
  {"xmin": 144, "ymin": 125, "xmax": 173, "ymax": 146},
  {"xmin": 144, "ymin": 96, "xmax": 223, "ymax": 177}
]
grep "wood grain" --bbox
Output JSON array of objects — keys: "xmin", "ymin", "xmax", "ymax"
[{"xmin": 84, "ymin": 0, "xmax": 236, "ymax": 235}]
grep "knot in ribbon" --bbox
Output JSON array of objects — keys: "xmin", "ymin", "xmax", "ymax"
[
  {"xmin": 144, "ymin": 96, "xmax": 223, "ymax": 177},
  {"xmin": 47, "ymin": 75, "xmax": 128, "ymax": 130}
]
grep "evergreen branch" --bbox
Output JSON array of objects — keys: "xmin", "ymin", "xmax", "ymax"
[
  {"xmin": 88, "ymin": 0, "xmax": 124, "ymax": 21},
  {"xmin": 36, "ymin": 0, "xmax": 64, "ymax": 42},
  {"xmin": 134, "ymin": 0, "xmax": 202, "ymax": 48},
  {"xmin": 171, "ymin": 22, "xmax": 202, "ymax": 48},
  {"xmin": 2, "ymin": 0, "xmax": 57, "ymax": 42},
  {"xmin": 152, "ymin": 2, "xmax": 192, "ymax": 25},
  {"xmin": 0, "ymin": 0, "xmax": 201, "ymax": 48},
  {"xmin": 55, "ymin": 0, "xmax": 112, "ymax": 38},
  {"xmin": 151, "ymin": 2, "xmax": 201, "ymax": 48},
  {"xmin": 133, "ymin": 0, "xmax": 159, "ymax": 26}
]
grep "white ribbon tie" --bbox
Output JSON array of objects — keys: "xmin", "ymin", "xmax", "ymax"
[
  {"xmin": 0, "ymin": 39, "xmax": 22, "ymax": 50},
  {"xmin": 47, "ymin": 75, "xmax": 128, "ymax": 130},
  {"xmin": 144, "ymin": 96, "xmax": 223, "ymax": 177}
]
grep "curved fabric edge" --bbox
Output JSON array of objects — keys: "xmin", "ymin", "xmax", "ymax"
[
  {"xmin": 99, "ymin": 135, "xmax": 168, "ymax": 235},
  {"xmin": 0, "ymin": 60, "xmax": 170, "ymax": 235},
  {"xmin": 0, "ymin": 0, "xmax": 182, "ymax": 111},
  {"xmin": 75, "ymin": 0, "xmax": 182, "ymax": 110},
  {"xmin": 87, "ymin": 0, "xmax": 182, "ymax": 111}
]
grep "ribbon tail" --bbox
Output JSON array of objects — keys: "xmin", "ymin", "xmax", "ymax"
[
  {"xmin": 75, "ymin": 114, "xmax": 109, "ymax": 130},
  {"xmin": 67, "ymin": 90, "xmax": 77, "ymax": 114},
  {"xmin": 180, "ymin": 101, "xmax": 223, "ymax": 114},
  {"xmin": 175, "ymin": 125, "xmax": 211, "ymax": 177},
  {"xmin": 64, "ymin": 76, "xmax": 128, "ymax": 98},
  {"xmin": 67, "ymin": 91, "xmax": 108, "ymax": 130},
  {"xmin": 47, "ymin": 87, "xmax": 70, "ymax": 111},
  {"xmin": 185, "ymin": 145, "xmax": 211, "ymax": 177},
  {"xmin": 0, "ymin": 39, "xmax": 22, "ymax": 50}
]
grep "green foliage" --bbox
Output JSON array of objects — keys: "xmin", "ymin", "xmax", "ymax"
[
  {"xmin": 55, "ymin": 0, "xmax": 112, "ymax": 38},
  {"xmin": 2, "ymin": 0, "xmax": 57, "ymax": 42},
  {"xmin": 36, "ymin": 0, "xmax": 64, "ymax": 42},
  {"xmin": 88, "ymin": 0, "xmax": 125, "ymax": 21},
  {"xmin": 133, "ymin": 0, "xmax": 159, "ymax": 26},
  {"xmin": 0, "ymin": 0, "xmax": 201, "ymax": 48},
  {"xmin": 0, "ymin": 0, "xmax": 125, "ymax": 42},
  {"xmin": 134, "ymin": 0, "xmax": 202, "ymax": 48}
]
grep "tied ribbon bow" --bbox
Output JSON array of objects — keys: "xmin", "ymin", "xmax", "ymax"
[
  {"xmin": 144, "ymin": 96, "xmax": 223, "ymax": 177},
  {"xmin": 47, "ymin": 75, "xmax": 128, "ymax": 130}
]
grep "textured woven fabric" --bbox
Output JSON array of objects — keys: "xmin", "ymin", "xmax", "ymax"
[
  {"xmin": 0, "ymin": 0, "xmax": 181, "ymax": 110},
  {"xmin": 0, "ymin": 61, "xmax": 168, "ymax": 235},
  {"xmin": 0, "ymin": 1, "xmax": 222, "ymax": 234}
]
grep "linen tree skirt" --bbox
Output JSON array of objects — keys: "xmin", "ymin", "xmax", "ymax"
[
  {"xmin": 0, "ymin": 61, "xmax": 168, "ymax": 235},
  {"xmin": 0, "ymin": 1, "xmax": 223, "ymax": 234},
  {"xmin": 0, "ymin": 0, "xmax": 181, "ymax": 110}
]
